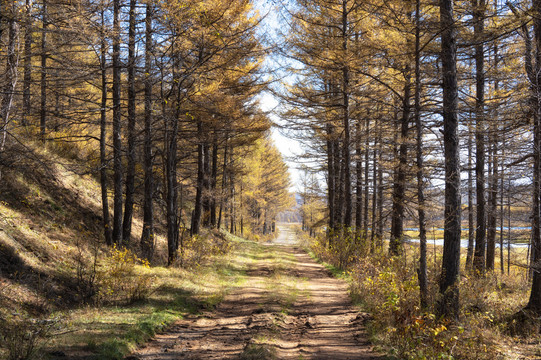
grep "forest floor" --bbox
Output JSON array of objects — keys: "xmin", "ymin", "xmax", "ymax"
[{"xmin": 128, "ymin": 224, "xmax": 384, "ymax": 360}]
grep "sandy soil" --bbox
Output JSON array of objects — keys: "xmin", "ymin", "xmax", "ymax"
[{"xmin": 128, "ymin": 225, "xmax": 384, "ymax": 360}]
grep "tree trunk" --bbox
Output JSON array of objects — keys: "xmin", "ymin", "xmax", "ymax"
[
  {"xmin": 389, "ymin": 68, "xmax": 411, "ymax": 256},
  {"xmin": 473, "ymin": 0, "xmax": 486, "ymax": 274},
  {"xmin": 217, "ymin": 138, "xmax": 228, "ymax": 229},
  {"xmin": 487, "ymin": 139, "xmax": 498, "ymax": 271},
  {"xmin": 230, "ymin": 146, "xmax": 236, "ymax": 234},
  {"xmin": 202, "ymin": 142, "xmax": 211, "ymax": 227},
  {"xmin": 466, "ymin": 120, "xmax": 475, "ymax": 270},
  {"xmin": 336, "ymin": 137, "xmax": 344, "ymax": 227},
  {"xmin": 376, "ymin": 130, "xmax": 384, "ymax": 249},
  {"xmin": 192, "ymin": 122, "xmax": 204, "ymax": 235},
  {"xmin": 342, "ymin": 0, "xmax": 352, "ymax": 229},
  {"xmin": 166, "ymin": 103, "xmax": 180, "ymax": 265},
  {"xmin": 500, "ymin": 145, "xmax": 505, "ymax": 274},
  {"xmin": 363, "ymin": 116, "xmax": 370, "ymax": 245},
  {"xmin": 210, "ymin": 140, "xmax": 218, "ymax": 227},
  {"xmin": 40, "ymin": 0, "xmax": 47, "ymax": 140},
  {"xmin": 528, "ymin": 0, "xmax": 541, "ymax": 308},
  {"xmin": 141, "ymin": 2, "xmax": 154, "ymax": 261},
  {"xmin": 327, "ymin": 122, "xmax": 336, "ymax": 236},
  {"xmin": 370, "ymin": 117, "xmax": 379, "ymax": 252},
  {"xmin": 99, "ymin": 4, "xmax": 112, "ymax": 246},
  {"xmin": 439, "ymin": 0, "xmax": 461, "ymax": 319},
  {"xmin": 112, "ymin": 0, "xmax": 123, "ymax": 246},
  {"xmin": 0, "ymin": 2, "xmax": 18, "ymax": 154},
  {"xmin": 355, "ymin": 119, "xmax": 363, "ymax": 242},
  {"xmin": 414, "ymin": 0, "xmax": 428, "ymax": 309},
  {"xmin": 22, "ymin": 0, "xmax": 32, "ymax": 127},
  {"xmin": 122, "ymin": 0, "xmax": 137, "ymax": 246}
]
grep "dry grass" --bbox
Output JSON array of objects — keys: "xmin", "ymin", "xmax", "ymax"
[
  {"xmin": 0, "ymin": 135, "xmax": 256, "ymax": 359},
  {"xmin": 300, "ymin": 230, "xmax": 541, "ymax": 360}
]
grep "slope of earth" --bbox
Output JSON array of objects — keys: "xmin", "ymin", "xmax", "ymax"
[{"xmin": 129, "ymin": 224, "xmax": 384, "ymax": 360}]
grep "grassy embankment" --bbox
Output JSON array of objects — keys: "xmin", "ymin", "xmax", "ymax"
[{"xmin": 0, "ymin": 138, "xmax": 267, "ymax": 360}]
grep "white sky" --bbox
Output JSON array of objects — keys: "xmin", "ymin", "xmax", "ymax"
[
  {"xmin": 257, "ymin": 92, "xmax": 303, "ymax": 192},
  {"xmin": 254, "ymin": 0, "xmax": 304, "ymax": 192}
]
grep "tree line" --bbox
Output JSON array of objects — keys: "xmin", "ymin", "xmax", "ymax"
[
  {"xmin": 282, "ymin": 0, "xmax": 541, "ymax": 317},
  {"xmin": 0, "ymin": 0, "xmax": 292, "ymax": 264}
]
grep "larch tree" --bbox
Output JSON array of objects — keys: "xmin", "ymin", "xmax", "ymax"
[{"xmin": 439, "ymin": 0, "xmax": 461, "ymax": 319}]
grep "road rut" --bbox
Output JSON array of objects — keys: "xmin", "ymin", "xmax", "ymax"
[{"xmin": 129, "ymin": 225, "xmax": 383, "ymax": 360}]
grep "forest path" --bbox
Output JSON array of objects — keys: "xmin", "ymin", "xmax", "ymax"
[{"xmin": 129, "ymin": 224, "xmax": 383, "ymax": 360}]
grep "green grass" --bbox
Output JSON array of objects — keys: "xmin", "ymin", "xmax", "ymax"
[
  {"xmin": 305, "ymin": 249, "xmax": 349, "ymax": 279},
  {"xmin": 239, "ymin": 342, "xmax": 277, "ymax": 360},
  {"xmin": 46, "ymin": 236, "xmax": 254, "ymax": 359}
]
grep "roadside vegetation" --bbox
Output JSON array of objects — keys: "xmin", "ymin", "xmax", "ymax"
[
  {"xmin": 299, "ymin": 228, "xmax": 540, "ymax": 359},
  {"xmin": 0, "ymin": 129, "xmax": 290, "ymax": 359}
]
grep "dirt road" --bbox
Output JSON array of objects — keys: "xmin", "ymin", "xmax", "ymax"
[{"xmin": 130, "ymin": 224, "xmax": 382, "ymax": 360}]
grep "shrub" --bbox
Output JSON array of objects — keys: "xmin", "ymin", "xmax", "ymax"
[
  {"xmin": 0, "ymin": 313, "xmax": 60, "ymax": 360},
  {"xmin": 96, "ymin": 245, "xmax": 155, "ymax": 305},
  {"xmin": 177, "ymin": 230, "xmax": 233, "ymax": 268},
  {"xmin": 303, "ymin": 231, "xmax": 508, "ymax": 360}
]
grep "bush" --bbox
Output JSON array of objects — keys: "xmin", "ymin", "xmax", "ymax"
[
  {"xmin": 177, "ymin": 230, "xmax": 233, "ymax": 268},
  {"xmin": 96, "ymin": 245, "xmax": 155, "ymax": 305},
  {"xmin": 0, "ymin": 313, "xmax": 60, "ymax": 360},
  {"xmin": 303, "ymin": 231, "xmax": 508, "ymax": 360}
]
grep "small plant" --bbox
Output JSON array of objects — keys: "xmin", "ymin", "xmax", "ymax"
[
  {"xmin": 74, "ymin": 235, "xmax": 100, "ymax": 304},
  {"xmin": 177, "ymin": 230, "xmax": 233, "ymax": 269},
  {"xmin": 239, "ymin": 342, "xmax": 277, "ymax": 360},
  {"xmin": 0, "ymin": 312, "xmax": 61, "ymax": 360},
  {"xmin": 97, "ymin": 245, "xmax": 155, "ymax": 305}
]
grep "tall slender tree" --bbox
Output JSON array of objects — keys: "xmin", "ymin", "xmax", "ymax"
[
  {"xmin": 122, "ymin": 0, "xmax": 138, "ymax": 246},
  {"xmin": 141, "ymin": 2, "xmax": 155, "ymax": 260},
  {"xmin": 99, "ymin": 0, "xmax": 112, "ymax": 246},
  {"xmin": 473, "ymin": 0, "xmax": 487, "ymax": 275},
  {"xmin": 439, "ymin": 0, "xmax": 461, "ymax": 319},
  {"xmin": 111, "ymin": 0, "xmax": 123, "ymax": 246}
]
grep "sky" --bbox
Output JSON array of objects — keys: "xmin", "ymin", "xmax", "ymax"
[
  {"xmin": 254, "ymin": 0, "xmax": 304, "ymax": 193},
  {"xmin": 257, "ymin": 92, "xmax": 303, "ymax": 192}
]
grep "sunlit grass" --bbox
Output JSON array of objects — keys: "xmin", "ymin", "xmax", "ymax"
[
  {"xmin": 301, "ymin": 230, "xmax": 540, "ymax": 360},
  {"xmin": 45, "ymin": 237, "xmax": 255, "ymax": 359}
]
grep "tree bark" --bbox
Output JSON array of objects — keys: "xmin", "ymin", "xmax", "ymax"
[
  {"xmin": 466, "ymin": 120, "xmax": 475, "ymax": 270},
  {"xmin": 192, "ymin": 121, "xmax": 204, "ymax": 235},
  {"xmin": 487, "ymin": 139, "xmax": 498, "ymax": 270},
  {"xmin": 336, "ymin": 136, "xmax": 344, "ymax": 227},
  {"xmin": 342, "ymin": 0, "xmax": 352, "ymax": 229},
  {"xmin": 40, "ymin": 0, "xmax": 47, "ymax": 140},
  {"xmin": 99, "ymin": 3, "xmax": 112, "ymax": 246},
  {"xmin": 229, "ymin": 144, "xmax": 236, "ymax": 234},
  {"xmin": 376, "ymin": 128, "xmax": 384, "ymax": 249},
  {"xmin": 355, "ymin": 119, "xmax": 363, "ymax": 242},
  {"xmin": 112, "ymin": 0, "xmax": 123, "ymax": 246},
  {"xmin": 217, "ymin": 138, "xmax": 228, "ymax": 229},
  {"xmin": 22, "ymin": 0, "xmax": 32, "ymax": 127},
  {"xmin": 0, "ymin": 2, "xmax": 18, "ymax": 154},
  {"xmin": 363, "ymin": 116, "xmax": 370, "ymax": 245},
  {"xmin": 326, "ymin": 122, "xmax": 336, "ymax": 236},
  {"xmin": 500, "ymin": 145, "xmax": 505, "ymax": 274},
  {"xmin": 166, "ymin": 99, "xmax": 180, "ymax": 265},
  {"xmin": 210, "ymin": 140, "xmax": 218, "ymax": 227},
  {"xmin": 439, "ymin": 0, "xmax": 461, "ymax": 319},
  {"xmin": 202, "ymin": 141, "xmax": 211, "ymax": 227},
  {"xmin": 389, "ymin": 68, "xmax": 411, "ymax": 256},
  {"xmin": 528, "ymin": 0, "xmax": 541, "ymax": 311},
  {"xmin": 370, "ymin": 117, "xmax": 379, "ymax": 252},
  {"xmin": 414, "ymin": 0, "xmax": 428, "ymax": 309},
  {"xmin": 473, "ymin": 0, "xmax": 486, "ymax": 274},
  {"xmin": 122, "ymin": 0, "xmax": 137, "ymax": 246},
  {"xmin": 141, "ymin": 3, "xmax": 154, "ymax": 261}
]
